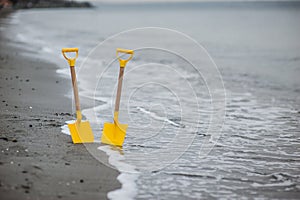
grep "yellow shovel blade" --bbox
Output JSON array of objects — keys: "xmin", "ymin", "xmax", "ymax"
[
  {"xmin": 101, "ymin": 122, "xmax": 128, "ymax": 146},
  {"xmin": 68, "ymin": 121, "xmax": 94, "ymax": 144}
]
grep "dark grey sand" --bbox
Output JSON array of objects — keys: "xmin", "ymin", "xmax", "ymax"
[{"xmin": 0, "ymin": 13, "xmax": 120, "ymax": 200}]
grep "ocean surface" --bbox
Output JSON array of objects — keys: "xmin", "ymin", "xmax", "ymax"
[{"xmin": 1, "ymin": 1, "xmax": 300, "ymax": 199}]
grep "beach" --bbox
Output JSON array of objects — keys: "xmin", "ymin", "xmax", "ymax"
[
  {"xmin": 0, "ymin": 1, "xmax": 300, "ymax": 199},
  {"xmin": 0, "ymin": 12, "xmax": 120, "ymax": 199}
]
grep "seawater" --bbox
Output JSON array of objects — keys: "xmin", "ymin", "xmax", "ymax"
[{"xmin": 2, "ymin": 2, "xmax": 300, "ymax": 199}]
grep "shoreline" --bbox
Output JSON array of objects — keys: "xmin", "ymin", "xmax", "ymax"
[{"xmin": 0, "ymin": 12, "xmax": 121, "ymax": 199}]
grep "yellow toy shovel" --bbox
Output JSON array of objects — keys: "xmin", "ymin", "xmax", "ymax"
[
  {"xmin": 62, "ymin": 48, "xmax": 94, "ymax": 144},
  {"xmin": 101, "ymin": 48, "xmax": 134, "ymax": 146}
]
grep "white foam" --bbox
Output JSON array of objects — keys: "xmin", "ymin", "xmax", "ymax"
[
  {"xmin": 56, "ymin": 68, "xmax": 70, "ymax": 78},
  {"xmin": 99, "ymin": 145, "xmax": 139, "ymax": 200},
  {"xmin": 252, "ymin": 180, "xmax": 294, "ymax": 187},
  {"xmin": 61, "ymin": 120, "xmax": 74, "ymax": 136},
  {"xmin": 137, "ymin": 106, "xmax": 181, "ymax": 127},
  {"xmin": 108, "ymin": 173, "xmax": 139, "ymax": 200},
  {"xmin": 41, "ymin": 46, "xmax": 53, "ymax": 53}
]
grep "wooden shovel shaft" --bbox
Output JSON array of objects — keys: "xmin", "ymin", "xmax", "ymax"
[
  {"xmin": 70, "ymin": 66, "xmax": 81, "ymax": 112},
  {"xmin": 115, "ymin": 67, "xmax": 125, "ymax": 113}
]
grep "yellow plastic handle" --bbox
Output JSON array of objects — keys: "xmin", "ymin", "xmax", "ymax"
[
  {"xmin": 116, "ymin": 48, "xmax": 134, "ymax": 68},
  {"xmin": 62, "ymin": 48, "xmax": 79, "ymax": 67}
]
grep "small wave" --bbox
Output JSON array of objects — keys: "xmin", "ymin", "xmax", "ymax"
[
  {"xmin": 41, "ymin": 46, "xmax": 53, "ymax": 53},
  {"xmin": 56, "ymin": 68, "xmax": 70, "ymax": 78},
  {"xmin": 252, "ymin": 180, "xmax": 294, "ymax": 188},
  {"xmin": 129, "ymin": 144, "xmax": 160, "ymax": 149},
  {"xmin": 137, "ymin": 106, "xmax": 183, "ymax": 127},
  {"xmin": 165, "ymin": 172, "xmax": 216, "ymax": 179},
  {"xmin": 16, "ymin": 33, "xmax": 27, "ymax": 43}
]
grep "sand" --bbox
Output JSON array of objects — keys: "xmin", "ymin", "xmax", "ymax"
[{"xmin": 0, "ymin": 12, "xmax": 120, "ymax": 200}]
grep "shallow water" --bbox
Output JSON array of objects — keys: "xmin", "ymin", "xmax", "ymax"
[{"xmin": 2, "ymin": 2, "xmax": 300, "ymax": 199}]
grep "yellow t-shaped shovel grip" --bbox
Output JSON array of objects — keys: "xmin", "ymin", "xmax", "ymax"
[
  {"xmin": 116, "ymin": 48, "xmax": 134, "ymax": 68},
  {"xmin": 62, "ymin": 48, "xmax": 79, "ymax": 67}
]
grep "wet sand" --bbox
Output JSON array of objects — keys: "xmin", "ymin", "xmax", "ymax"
[{"xmin": 0, "ymin": 13, "xmax": 120, "ymax": 200}]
